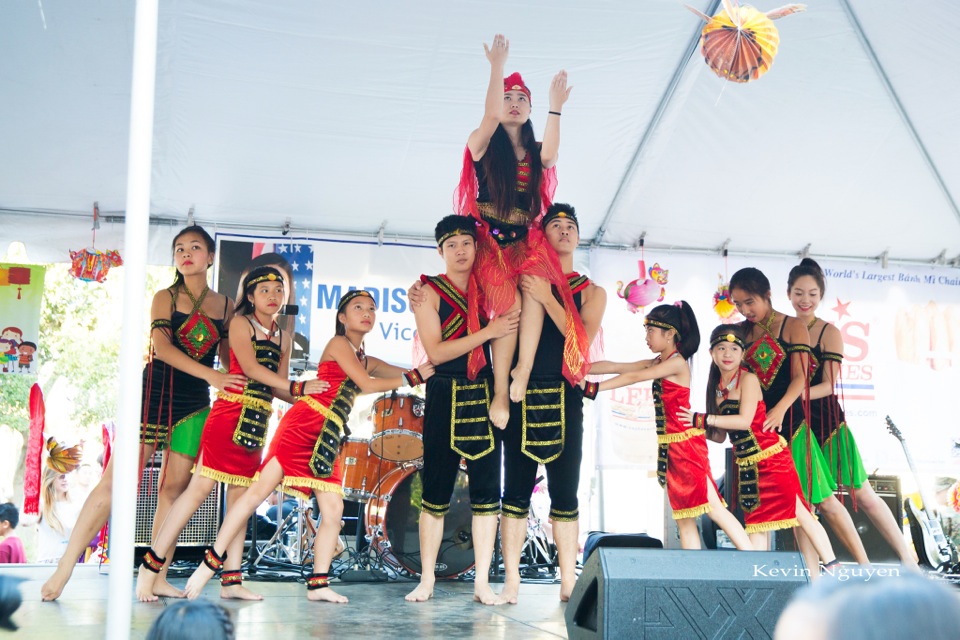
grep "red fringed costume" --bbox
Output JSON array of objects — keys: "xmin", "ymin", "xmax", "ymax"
[
  {"xmin": 195, "ymin": 335, "xmax": 281, "ymax": 486},
  {"xmin": 261, "ymin": 360, "xmax": 360, "ymax": 500},
  {"xmin": 721, "ymin": 397, "xmax": 810, "ymax": 533},
  {"xmin": 655, "ymin": 378, "xmax": 718, "ymax": 519},
  {"xmin": 454, "ymin": 146, "xmax": 590, "ymax": 386}
]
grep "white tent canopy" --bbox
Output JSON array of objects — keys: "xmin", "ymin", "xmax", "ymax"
[{"xmin": 2, "ymin": 0, "xmax": 959, "ymax": 266}]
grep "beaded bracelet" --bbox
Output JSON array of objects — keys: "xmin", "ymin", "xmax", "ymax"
[
  {"xmin": 402, "ymin": 368, "xmax": 424, "ymax": 387},
  {"xmin": 289, "ymin": 380, "xmax": 306, "ymax": 397}
]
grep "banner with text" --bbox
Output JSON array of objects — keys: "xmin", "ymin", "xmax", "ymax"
[{"xmin": 588, "ymin": 249, "xmax": 960, "ymax": 476}]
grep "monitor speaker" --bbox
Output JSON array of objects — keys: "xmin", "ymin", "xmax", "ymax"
[
  {"xmin": 565, "ymin": 548, "xmax": 809, "ymax": 639},
  {"xmin": 134, "ymin": 456, "xmax": 222, "ymax": 547}
]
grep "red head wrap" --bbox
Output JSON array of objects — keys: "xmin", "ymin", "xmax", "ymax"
[{"xmin": 503, "ymin": 72, "xmax": 531, "ymax": 102}]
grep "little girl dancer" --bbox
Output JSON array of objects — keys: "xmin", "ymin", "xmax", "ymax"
[
  {"xmin": 679, "ymin": 324, "xmax": 839, "ymax": 578},
  {"xmin": 135, "ymin": 267, "xmax": 328, "ymax": 601},
  {"xmin": 183, "ymin": 290, "xmax": 433, "ymax": 603},
  {"xmin": 585, "ymin": 302, "xmax": 751, "ymax": 550}
]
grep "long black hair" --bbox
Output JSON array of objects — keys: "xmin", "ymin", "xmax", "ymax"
[
  {"xmin": 481, "ymin": 121, "xmax": 542, "ymax": 221},
  {"xmin": 729, "ymin": 267, "xmax": 772, "ymax": 304},
  {"xmin": 788, "ymin": 257, "xmax": 826, "ymax": 295},
  {"xmin": 705, "ymin": 324, "xmax": 748, "ymax": 415},
  {"xmin": 645, "ymin": 301, "xmax": 700, "ymax": 360},
  {"xmin": 170, "ymin": 225, "xmax": 216, "ymax": 288},
  {"xmin": 234, "ymin": 266, "xmax": 285, "ymax": 317}
]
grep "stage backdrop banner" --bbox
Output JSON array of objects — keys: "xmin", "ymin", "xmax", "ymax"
[
  {"xmin": 214, "ymin": 233, "xmax": 438, "ymax": 369},
  {"xmin": 0, "ymin": 263, "xmax": 45, "ymax": 375},
  {"xmin": 588, "ymin": 249, "xmax": 960, "ymax": 476}
]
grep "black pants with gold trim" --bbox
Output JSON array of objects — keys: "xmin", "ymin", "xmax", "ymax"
[
  {"xmin": 421, "ymin": 374, "xmax": 501, "ymax": 517},
  {"xmin": 502, "ymin": 380, "xmax": 583, "ymax": 522}
]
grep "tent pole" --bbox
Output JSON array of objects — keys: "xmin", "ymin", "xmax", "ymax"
[
  {"xmin": 106, "ymin": 0, "xmax": 158, "ymax": 636},
  {"xmin": 592, "ymin": 0, "xmax": 722, "ymax": 247},
  {"xmin": 839, "ymin": 0, "xmax": 960, "ymax": 227}
]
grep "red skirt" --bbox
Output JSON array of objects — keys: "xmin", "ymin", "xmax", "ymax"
[
  {"xmin": 260, "ymin": 399, "xmax": 343, "ymax": 500},
  {"xmin": 740, "ymin": 437, "xmax": 810, "ymax": 533},
  {"xmin": 194, "ymin": 397, "xmax": 263, "ymax": 487},
  {"xmin": 665, "ymin": 432, "xmax": 718, "ymax": 519}
]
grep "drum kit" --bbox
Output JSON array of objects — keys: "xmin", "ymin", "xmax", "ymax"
[{"xmin": 251, "ymin": 391, "xmax": 476, "ymax": 580}]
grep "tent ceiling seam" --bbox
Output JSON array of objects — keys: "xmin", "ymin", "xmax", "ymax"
[
  {"xmin": 592, "ymin": 0, "xmax": 722, "ymax": 248},
  {"xmin": 839, "ymin": 0, "xmax": 960, "ymax": 228}
]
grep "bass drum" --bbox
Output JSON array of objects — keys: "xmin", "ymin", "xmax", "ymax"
[{"xmin": 365, "ymin": 467, "xmax": 474, "ymax": 578}]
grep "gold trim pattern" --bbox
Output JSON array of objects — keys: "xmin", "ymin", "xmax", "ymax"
[
  {"xmin": 672, "ymin": 503, "xmax": 711, "ymax": 519},
  {"xmin": 657, "ymin": 428, "xmax": 706, "ymax": 444},
  {"xmin": 745, "ymin": 518, "xmax": 799, "ymax": 534},
  {"xmin": 521, "ymin": 383, "xmax": 566, "ymax": 464}
]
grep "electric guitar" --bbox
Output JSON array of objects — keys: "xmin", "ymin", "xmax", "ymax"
[{"xmin": 885, "ymin": 415, "xmax": 958, "ymax": 570}]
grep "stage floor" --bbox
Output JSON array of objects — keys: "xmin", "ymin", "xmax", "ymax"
[{"xmin": 6, "ymin": 564, "xmax": 569, "ymax": 639}]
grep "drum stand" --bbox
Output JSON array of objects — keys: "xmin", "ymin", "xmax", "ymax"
[
  {"xmin": 520, "ymin": 511, "xmax": 558, "ymax": 579},
  {"xmin": 249, "ymin": 496, "xmax": 350, "ymax": 578}
]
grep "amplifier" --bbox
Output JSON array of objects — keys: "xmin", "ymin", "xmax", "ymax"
[{"xmin": 134, "ymin": 456, "xmax": 222, "ymax": 547}]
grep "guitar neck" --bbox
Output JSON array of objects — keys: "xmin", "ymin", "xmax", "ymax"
[{"xmin": 896, "ymin": 436, "xmax": 940, "ymax": 522}]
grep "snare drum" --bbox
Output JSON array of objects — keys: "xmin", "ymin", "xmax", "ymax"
[
  {"xmin": 337, "ymin": 438, "xmax": 397, "ymax": 501},
  {"xmin": 370, "ymin": 393, "xmax": 425, "ymax": 462},
  {"xmin": 365, "ymin": 467, "xmax": 474, "ymax": 578}
]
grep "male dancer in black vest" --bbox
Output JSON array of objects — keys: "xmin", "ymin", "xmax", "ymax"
[
  {"xmin": 405, "ymin": 215, "xmax": 520, "ymax": 604},
  {"xmin": 498, "ymin": 203, "xmax": 606, "ymax": 604}
]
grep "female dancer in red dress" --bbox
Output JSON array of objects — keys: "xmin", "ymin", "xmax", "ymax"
[
  {"xmin": 788, "ymin": 258, "xmax": 917, "ymax": 566},
  {"xmin": 136, "ymin": 267, "xmax": 330, "ymax": 601},
  {"xmin": 183, "ymin": 290, "xmax": 433, "ymax": 603},
  {"xmin": 41, "ymin": 226, "xmax": 245, "ymax": 601},
  {"xmin": 585, "ymin": 303, "xmax": 751, "ymax": 550},
  {"xmin": 730, "ymin": 267, "xmax": 870, "ymax": 564},
  {"xmin": 679, "ymin": 324, "xmax": 838, "ymax": 577},
  {"xmin": 454, "ymin": 34, "xmax": 588, "ymax": 427}
]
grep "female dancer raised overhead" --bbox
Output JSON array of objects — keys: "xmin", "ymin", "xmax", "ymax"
[
  {"xmin": 680, "ymin": 324, "xmax": 839, "ymax": 578},
  {"xmin": 454, "ymin": 34, "xmax": 588, "ymax": 427},
  {"xmin": 788, "ymin": 258, "xmax": 917, "ymax": 566},
  {"xmin": 183, "ymin": 290, "xmax": 433, "ymax": 603},
  {"xmin": 136, "ymin": 266, "xmax": 330, "ymax": 601},
  {"xmin": 730, "ymin": 266, "xmax": 870, "ymax": 564},
  {"xmin": 585, "ymin": 303, "xmax": 752, "ymax": 551},
  {"xmin": 41, "ymin": 225, "xmax": 244, "ymax": 601}
]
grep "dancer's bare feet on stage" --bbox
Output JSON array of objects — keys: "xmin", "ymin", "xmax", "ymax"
[
  {"xmin": 40, "ymin": 565, "xmax": 73, "ymax": 601},
  {"xmin": 135, "ymin": 569, "xmax": 160, "ymax": 602},
  {"xmin": 509, "ymin": 366, "xmax": 531, "ymax": 403},
  {"xmin": 560, "ymin": 576, "xmax": 577, "ymax": 602},
  {"xmin": 495, "ymin": 577, "xmax": 520, "ymax": 605},
  {"xmin": 405, "ymin": 581, "xmax": 434, "ymax": 602},
  {"xmin": 489, "ymin": 392, "xmax": 510, "ymax": 429},
  {"xmin": 183, "ymin": 565, "xmax": 214, "ymax": 600},
  {"xmin": 307, "ymin": 586, "xmax": 349, "ymax": 603},
  {"xmin": 154, "ymin": 577, "xmax": 185, "ymax": 599},
  {"xmin": 221, "ymin": 584, "xmax": 263, "ymax": 601},
  {"xmin": 473, "ymin": 583, "xmax": 499, "ymax": 605}
]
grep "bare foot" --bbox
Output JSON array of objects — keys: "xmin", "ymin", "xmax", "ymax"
[
  {"xmin": 41, "ymin": 565, "xmax": 74, "ymax": 601},
  {"xmin": 473, "ymin": 583, "xmax": 499, "ymax": 605},
  {"xmin": 221, "ymin": 584, "xmax": 263, "ymax": 601},
  {"xmin": 490, "ymin": 392, "xmax": 510, "ymax": 429},
  {"xmin": 153, "ymin": 577, "xmax": 185, "ymax": 599},
  {"xmin": 183, "ymin": 565, "xmax": 215, "ymax": 600},
  {"xmin": 560, "ymin": 576, "xmax": 577, "ymax": 602},
  {"xmin": 509, "ymin": 366, "xmax": 531, "ymax": 403},
  {"xmin": 405, "ymin": 581, "xmax": 434, "ymax": 602},
  {"xmin": 307, "ymin": 586, "xmax": 349, "ymax": 603},
  {"xmin": 135, "ymin": 569, "xmax": 159, "ymax": 602},
  {"xmin": 495, "ymin": 577, "xmax": 520, "ymax": 605}
]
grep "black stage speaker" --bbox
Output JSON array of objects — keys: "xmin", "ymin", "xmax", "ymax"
[
  {"xmin": 565, "ymin": 548, "xmax": 809, "ymax": 639},
  {"xmin": 134, "ymin": 458, "xmax": 222, "ymax": 547}
]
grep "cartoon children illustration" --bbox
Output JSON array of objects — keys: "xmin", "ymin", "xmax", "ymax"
[
  {"xmin": 0, "ymin": 327, "xmax": 22, "ymax": 372},
  {"xmin": 17, "ymin": 341, "xmax": 36, "ymax": 373}
]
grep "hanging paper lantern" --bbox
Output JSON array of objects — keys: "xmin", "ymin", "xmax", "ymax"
[
  {"xmin": 617, "ymin": 260, "xmax": 669, "ymax": 314},
  {"xmin": 69, "ymin": 248, "xmax": 124, "ymax": 283},
  {"xmin": 713, "ymin": 274, "xmax": 738, "ymax": 320},
  {"xmin": 687, "ymin": 1, "xmax": 806, "ymax": 83},
  {"xmin": 0, "ymin": 266, "xmax": 32, "ymax": 299}
]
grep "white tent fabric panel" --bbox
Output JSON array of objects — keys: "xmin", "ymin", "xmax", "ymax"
[{"xmin": 1, "ymin": 0, "xmax": 959, "ymax": 266}]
